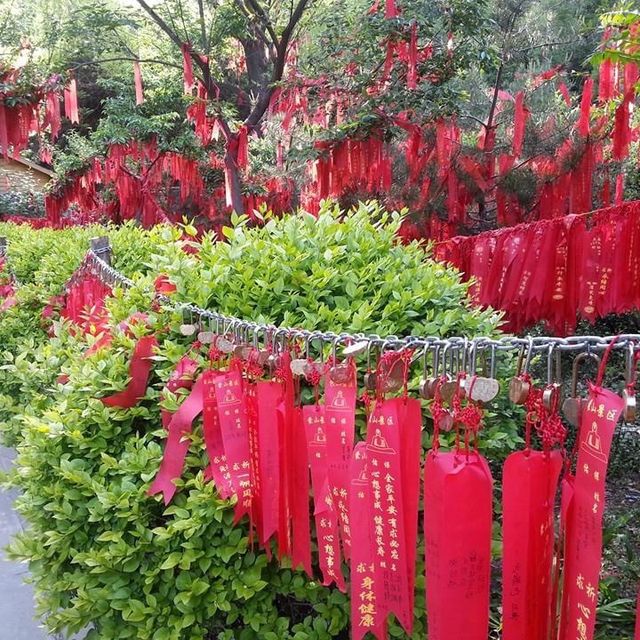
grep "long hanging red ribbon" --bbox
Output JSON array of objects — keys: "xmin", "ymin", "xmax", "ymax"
[
  {"xmin": 512, "ymin": 91, "xmax": 528, "ymax": 156},
  {"xmin": 349, "ymin": 442, "xmax": 387, "ymax": 640},
  {"xmin": 290, "ymin": 406, "xmax": 312, "ymax": 576},
  {"xmin": 324, "ymin": 362, "xmax": 357, "ymax": 560},
  {"xmin": 181, "ymin": 43, "xmax": 195, "ymax": 93},
  {"xmin": 64, "ymin": 76, "xmax": 79, "ymax": 124},
  {"xmin": 364, "ymin": 398, "xmax": 416, "ymax": 632},
  {"xmin": 424, "ymin": 450, "xmax": 493, "ymax": 640},
  {"xmin": 502, "ymin": 449, "xmax": 562, "ymax": 640},
  {"xmin": 304, "ymin": 403, "xmax": 346, "ymax": 591},
  {"xmin": 213, "ymin": 365, "xmax": 253, "ymax": 522},
  {"xmin": 133, "ymin": 61, "xmax": 145, "ymax": 105},
  {"xmin": 147, "ymin": 373, "xmax": 205, "ymax": 504},
  {"xmin": 256, "ymin": 380, "xmax": 283, "ymax": 548},
  {"xmin": 203, "ymin": 370, "xmax": 234, "ymax": 499},
  {"xmin": 101, "ymin": 335, "xmax": 158, "ymax": 408},
  {"xmin": 578, "ymin": 78, "xmax": 593, "ymax": 137},
  {"xmin": 559, "ymin": 383, "xmax": 623, "ymax": 640}
]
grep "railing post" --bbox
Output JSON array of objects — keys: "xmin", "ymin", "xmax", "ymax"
[
  {"xmin": 0, "ymin": 237, "xmax": 6, "ymax": 258},
  {"xmin": 90, "ymin": 236, "xmax": 111, "ymax": 266}
]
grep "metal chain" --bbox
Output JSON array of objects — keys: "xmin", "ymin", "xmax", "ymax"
[{"xmin": 75, "ymin": 249, "xmax": 640, "ymax": 361}]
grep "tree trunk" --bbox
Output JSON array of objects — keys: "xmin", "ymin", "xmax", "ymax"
[{"xmin": 242, "ymin": 28, "xmax": 272, "ymax": 97}]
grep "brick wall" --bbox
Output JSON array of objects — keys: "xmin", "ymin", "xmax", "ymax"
[{"xmin": 0, "ymin": 159, "xmax": 50, "ymax": 194}]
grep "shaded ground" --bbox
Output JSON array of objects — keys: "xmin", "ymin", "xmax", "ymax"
[{"xmin": 0, "ymin": 446, "xmax": 50, "ymax": 639}]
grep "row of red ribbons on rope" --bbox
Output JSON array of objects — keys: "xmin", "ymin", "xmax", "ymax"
[
  {"xmin": 434, "ymin": 201, "xmax": 640, "ymax": 335},
  {"xmin": 49, "ymin": 264, "xmax": 640, "ymax": 640}
]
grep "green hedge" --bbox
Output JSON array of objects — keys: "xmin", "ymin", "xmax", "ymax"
[{"xmin": 0, "ymin": 205, "xmax": 520, "ymax": 639}]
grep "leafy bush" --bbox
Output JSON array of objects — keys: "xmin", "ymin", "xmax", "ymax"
[
  {"xmin": 0, "ymin": 222, "xmax": 171, "ymax": 444},
  {"xmin": 3, "ymin": 204, "xmax": 515, "ymax": 640}
]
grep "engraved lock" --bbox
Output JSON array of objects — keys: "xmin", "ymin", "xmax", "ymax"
[
  {"xmin": 508, "ymin": 339, "xmax": 533, "ymax": 405},
  {"xmin": 561, "ymin": 351, "xmax": 601, "ymax": 427},
  {"xmin": 217, "ymin": 336, "xmax": 235, "ymax": 354},
  {"xmin": 542, "ymin": 345, "xmax": 562, "ymax": 411},
  {"xmin": 419, "ymin": 345, "xmax": 440, "ymax": 400},
  {"xmin": 622, "ymin": 342, "xmax": 637, "ymax": 423},
  {"xmin": 197, "ymin": 330, "xmax": 214, "ymax": 344},
  {"xmin": 470, "ymin": 343, "xmax": 500, "ymax": 403},
  {"xmin": 437, "ymin": 409, "xmax": 454, "ymax": 432},
  {"xmin": 330, "ymin": 362, "xmax": 352, "ymax": 384},
  {"xmin": 382, "ymin": 356, "xmax": 405, "ymax": 393},
  {"xmin": 364, "ymin": 371, "xmax": 377, "ymax": 391},
  {"xmin": 470, "ymin": 376, "xmax": 500, "ymax": 403},
  {"xmin": 290, "ymin": 358, "xmax": 308, "ymax": 377},
  {"xmin": 343, "ymin": 340, "xmax": 369, "ymax": 357}
]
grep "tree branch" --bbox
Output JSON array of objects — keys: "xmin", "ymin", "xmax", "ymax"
[
  {"xmin": 67, "ymin": 57, "xmax": 184, "ymax": 72},
  {"xmin": 243, "ymin": 0, "xmax": 310, "ymax": 129},
  {"xmin": 134, "ymin": 0, "xmax": 185, "ymax": 50},
  {"xmin": 241, "ymin": 0, "xmax": 279, "ymax": 49},
  {"xmin": 197, "ymin": 0, "xmax": 208, "ymax": 52}
]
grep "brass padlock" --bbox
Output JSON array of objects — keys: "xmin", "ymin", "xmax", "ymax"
[
  {"xmin": 508, "ymin": 341, "xmax": 532, "ymax": 404},
  {"xmin": 542, "ymin": 345, "xmax": 563, "ymax": 411},
  {"xmin": 622, "ymin": 341, "xmax": 637, "ymax": 423},
  {"xmin": 561, "ymin": 351, "xmax": 601, "ymax": 427}
]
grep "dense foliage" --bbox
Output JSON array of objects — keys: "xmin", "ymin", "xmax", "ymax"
[
  {"xmin": 0, "ymin": 206, "xmax": 510, "ymax": 640},
  {"xmin": 0, "ymin": 208, "xmax": 636, "ymax": 639}
]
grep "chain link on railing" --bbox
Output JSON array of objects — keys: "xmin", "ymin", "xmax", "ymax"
[{"xmin": 80, "ymin": 247, "xmax": 640, "ymax": 362}]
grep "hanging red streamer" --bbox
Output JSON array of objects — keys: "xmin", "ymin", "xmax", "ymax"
[
  {"xmin": 101, "ymin": 335, "xmax": 157, "ymax": 408},
  {"xmin": 559, "ymin": 383, "xmax": 624, "ymax": 640},
  {"xmin": 181, "ymin": 43, "xmax": 195, "ymax": 93},
  {"xmin": 424, "ymin": 450, "xmax": 493, "ymax": 640},
  {"xmin": 502, "ymin": 449, "xmax": 563, "ymax": 640},
  {"xmin": 64, "ymin": 76, "xmax": 79, "ymax": 124},
  {"xmin": 133, "ymin": 61, "xmax": 145, "ymax": 105}
]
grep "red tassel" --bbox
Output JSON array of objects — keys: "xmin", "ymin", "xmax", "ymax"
[
  {"xmin": 407, "ymin": 22, "xmax": 418, "ymax": 89},
  {"xmin": 64, "ymin": 76, "xmax": 79, "ymax": 124},
  {"xmin": 181, "ymin": 43, "xmax": 195, "ymax": 93},
  {"xmin": 385, "ymin": 0, "xmax": 399, "ymax": 19},
  {"xmin": 558, "ymin": 82, "xmax": 571, "ymax": 107},
  {"xmin": 599, "ymin": 58, "xmax": 614, "ymax": 102},
  {"xmin": 578, "ymin": 77, "xmax": 593, "ymax": 137},
  {"xmin": 133, "ymin": 61, "xmax": 144, "ymax": 105},
  {"xmin": 512, "ymin": 91, "xmax": 528, "ymax": 156}
]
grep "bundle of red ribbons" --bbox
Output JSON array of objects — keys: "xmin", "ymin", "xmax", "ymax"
[
  {"xmin": 77, "ymin": 317, "xmax": 636, "ymax": 640},
  {"xmin": 434, "ymin": 201, "xmax": 640, "ymax": 335}
]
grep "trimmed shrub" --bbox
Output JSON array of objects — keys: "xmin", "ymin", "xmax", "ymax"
[{"xmin": 5, "ymin": 205, "xmax": 512, "ymax": 639}]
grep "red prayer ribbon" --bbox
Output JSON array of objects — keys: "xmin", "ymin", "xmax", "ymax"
[
  {"xmin": 101, "ymin": 335, "xmax": 158, "ymax": 408},
  {"xmin": 424, "ymin": 450, "xmax": 493, "ymax": 640},
  {"xmin": 349, "ymin": 442, "xmax": 387, "ymax": 640},
  {"xmin": 324, "ymin": 362, "xmax": 357, "ymax": 560},
  {"xmin": 213, "ymin": 366, "xmax": 253, "ymax": 523},
  {"xmin": 303, "ymin": 403, "xmax": 346, "ymax": 591},
  {"xmin": 256, "ymin": 381, "xmax": 283, "ymax": 548},
  {"xmin": 559, "ymin": 384, "xmax": 623, "ymax": 640},
  {"xmin": 502, "ymin": 449, "xmax": 562, "ymax": 640},
  {"xmin": 148, "ymin": 371, "xmax": 205, "ymax": 505}
]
